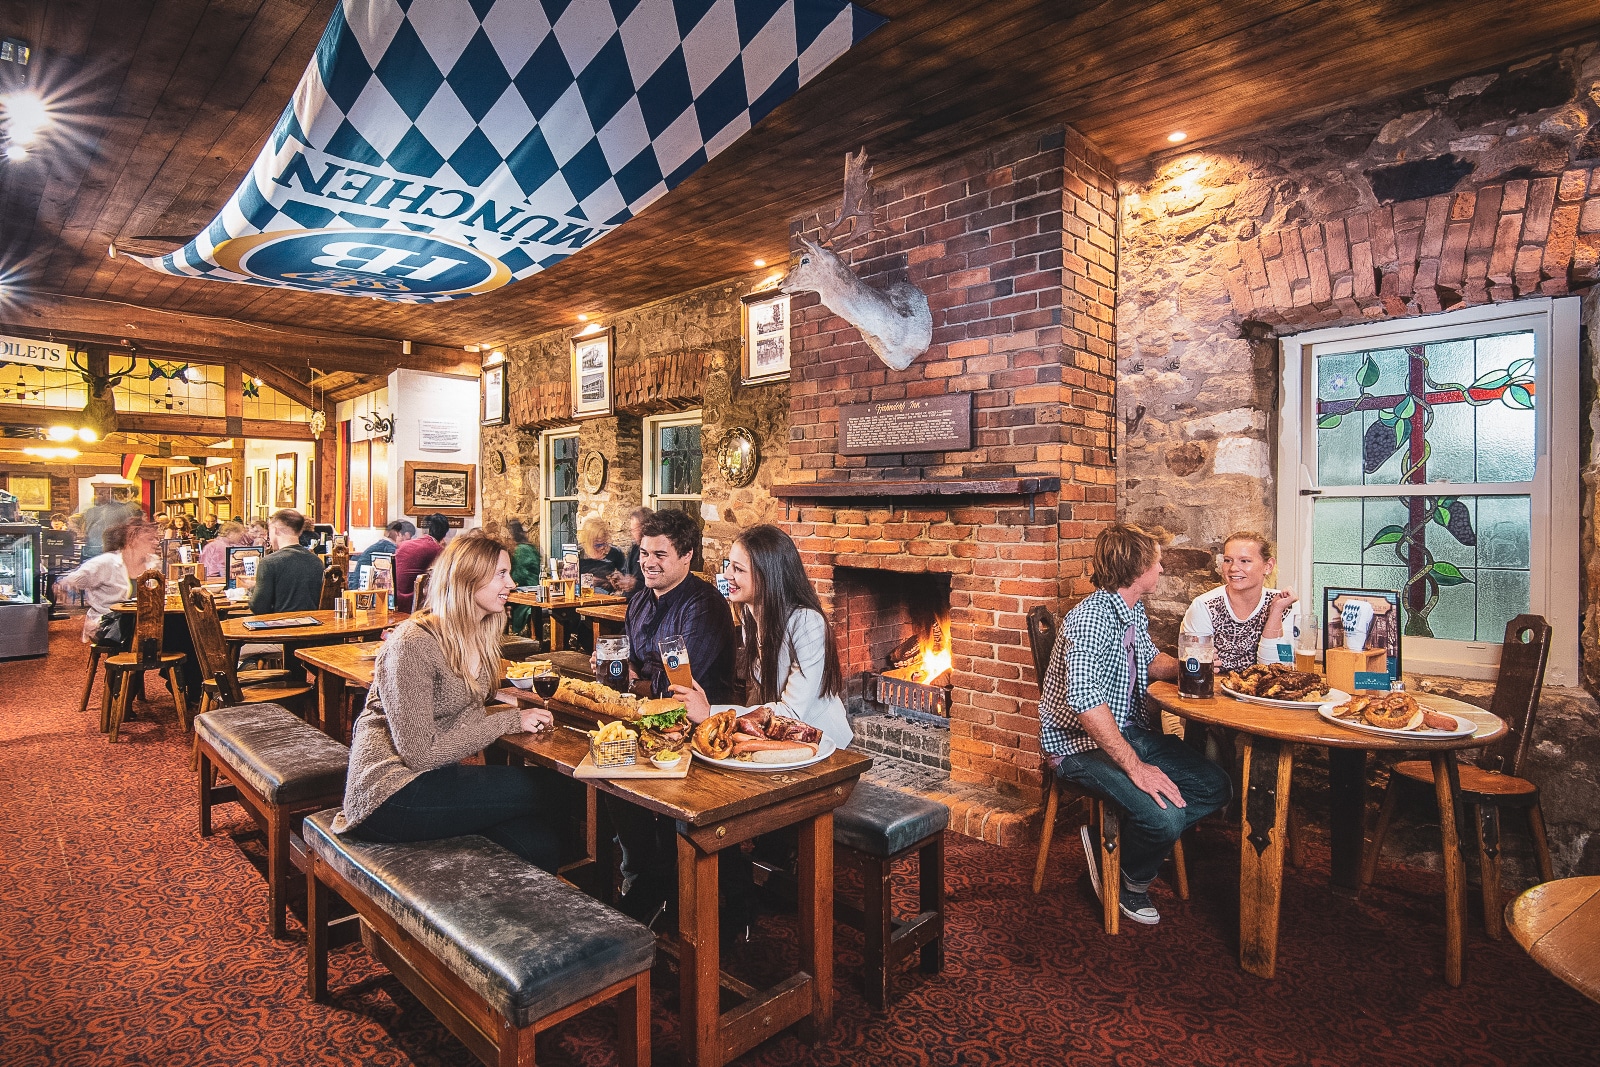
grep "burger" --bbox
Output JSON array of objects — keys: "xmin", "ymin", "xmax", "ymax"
[{"xmin": 638, "ymin": 697, "xmax": 688, "ymax": 732}]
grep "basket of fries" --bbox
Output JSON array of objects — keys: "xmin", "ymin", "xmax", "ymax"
[{"xmin": 589, "ymin": 720, "xmax": 638, "ymax": 767}]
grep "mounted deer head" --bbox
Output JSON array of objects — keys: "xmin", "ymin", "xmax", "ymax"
[
  {"xmin": 779, "ymin": 235, "xmax": 932, "ymax": 372},
  {"xmin": 68, "ymin": 348, "xmax": 138, "ymax": 397},
  {"xmin": 67, "ymin": 347, "xmax": 138, "ymax": 438}
]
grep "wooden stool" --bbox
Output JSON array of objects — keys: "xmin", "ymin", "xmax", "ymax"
[
  {"xmin": 104, "ymin": 570, "xmax": 189, "ymax": 741},
  {"xmin": 78, "ymin": 636, "xmax": 122, "ymax": 721},
  {"xmin": 832, "ymin": 780, "xmax": 948, "ymax": 1009}
]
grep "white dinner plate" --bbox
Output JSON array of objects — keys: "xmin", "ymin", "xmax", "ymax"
[
  {"xmin": 691, "ymin": 704, "xmax": 836, "ymax": 771},
  {"xmin": 1317, "ymin": 703, "xmax": 1475, "ymax": 740},
  {"xmin": 1220, "ymin": 683, "xmax": 1351, "ymax": 710}
]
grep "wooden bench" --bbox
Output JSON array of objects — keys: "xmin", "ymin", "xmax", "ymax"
[
  {"xmin": 832, "ymin": 780, "xmax": 948, "ymax": 1009},
  {"xmin": 194, "ymin": 703, "xmax": 350, "ymax": 938},
  {"xmin": 303, "ymin": 810, "xmax": 655, "ymax": 1067}
]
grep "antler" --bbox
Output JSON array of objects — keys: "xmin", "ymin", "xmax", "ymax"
[{"xmin": 822, "ymin": 147, "xmax": 879, "ymax": 246}]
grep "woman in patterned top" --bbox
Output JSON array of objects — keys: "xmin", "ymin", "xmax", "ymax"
[{"xmin": 1182, "ymin": 531, "xmax": 1298, "ymax": 674}]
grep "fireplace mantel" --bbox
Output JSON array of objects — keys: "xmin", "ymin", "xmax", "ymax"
[{"xmin": 771, "ymin": 476, "xmax": 1060, "ymax": 519}]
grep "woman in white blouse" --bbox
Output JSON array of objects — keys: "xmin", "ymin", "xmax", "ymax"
[
  {"xmin": 59, "ymin": 518, "xmax": 160, "ymax": 643},
  {"xmin": 675, "ymin": 524, "xmax": 851, "ymax": 747}
]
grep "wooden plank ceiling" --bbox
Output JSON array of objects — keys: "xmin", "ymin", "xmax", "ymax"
[{"xmin": 1, "ymin": 0, "xmax": 1598, "ymax": 355}]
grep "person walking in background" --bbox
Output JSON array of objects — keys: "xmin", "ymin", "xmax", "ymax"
[
  {"xmin": 617, "ymin": 506, "xmax": 653, "ymax": 594},
  {"xmin": 58, "ymin": 518, "xmax": 160, "ymax": 644},
  {"xmin": 395, "ymin": 513, "xmax": 448, "ymax": 612},
  {"xmin": 332, "ymin": 532, "xmax": 564, "ymax": 871},
  {"xmin": 82, "ymin": 489, "xmax": 141, "ymax": 558},
  {"xmin": 507, "ymin": 519, "xmax": 542, "ymax": 636}
]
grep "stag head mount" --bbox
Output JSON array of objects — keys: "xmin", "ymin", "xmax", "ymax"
[
  {"xmin": 779, "ymin": 150, "xmax": 932, "ymax": 372},
  {"xmin": 68, "ymin": 347, "xmax": 139, "ymax": 398}
]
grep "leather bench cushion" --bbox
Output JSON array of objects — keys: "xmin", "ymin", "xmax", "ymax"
[
  {"xmin": 834, "ymin": 780, "xmax": 949, "ymax": 858},
  {"xmin": 195, "ymin": 703, "xmax": 348, "ymax": 805},
  {"xmin": 303, "ymin": 809, "xmax": 655, "ymax": 1029},
  {"xmin": 499, "ymin": 636, "xmax": 542, "ymax": 661}
]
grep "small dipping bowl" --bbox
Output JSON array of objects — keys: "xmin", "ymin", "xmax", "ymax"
[{"xmin": 651, "ymin": 751, "xmax": 684, "ymax": 770}]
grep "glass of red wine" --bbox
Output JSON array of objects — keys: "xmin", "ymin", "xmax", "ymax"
[{"xmin": 532, "ymin": 672, "xmax": 560, "ymax": 699}]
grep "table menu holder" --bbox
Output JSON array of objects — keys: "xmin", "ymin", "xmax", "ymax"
[{"xmin": 1325, "ymin": 646, "xmax": 1389, "ymax": 694}]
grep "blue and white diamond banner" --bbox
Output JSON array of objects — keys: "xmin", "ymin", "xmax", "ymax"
[{"xmin": 132, "ymin": 0, "xmax": 883, "ymax": 302}]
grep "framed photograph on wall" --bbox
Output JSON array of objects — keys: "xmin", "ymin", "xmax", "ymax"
[
  {"xmin": 741, "ymin": 289, "xmax": 791, "ymax": 384},
  {"xmin": 570, "ymin": 328, "xmax": 614, "ymax": 418},
  {"xmin": 481, "ymin": 356, "xmax": 508, "ymax": 426},
  {"xmin": 9, "ymin": 474, "xmax": 49, "ymax": 513},
  {"xmin": 403, "ymin": 460, "xmax": 476, "ymax": 517},
  {"xmin": 274, "ymin": 453, "xmax": 297, "ymax": 508},
  {"xmin": 1324, "ymin": 587, "xmax": 1403, "ymax": 682}
]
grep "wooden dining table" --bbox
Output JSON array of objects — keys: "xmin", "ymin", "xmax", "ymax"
[
  {"xmin": 506, "ymin": 590, "xmax": 626, "ymax": 651},
  {"xmin": 1148, "ymin": 681, "xmax": 1503, "ymax": 986},
  {"xmin": 221, "ymin": 609, "xmax": 404, "ymax": 684},
  {"xmin": 495, "ymin": 699, "xmax": 871, "ymax": 1067},
  {"xmin": 295, "ymin": 640, "xmax": 383, "ymax": 740},
  {"xmin": 577, "ymin": 601, "xmax": 629, "ymax": 646},
  {"xmin": 1506, "ymin": 875, "xmax": 1600, "ymax": 1004}
]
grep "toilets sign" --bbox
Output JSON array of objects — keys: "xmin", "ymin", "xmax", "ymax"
[
  {"xmin": 0, "ymin": 334, "xmax": 70, "ymax": 370},
  {"xmin": 129, "ymin": 0, "xmax": 883, "ymax": 303}
]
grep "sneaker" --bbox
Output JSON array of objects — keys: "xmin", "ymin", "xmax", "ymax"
[
  {"xmin": 1118, "ymin": 886, "xmax": 1161, "ymax": 925},
  {"xmin": 1079, "ymin": 824, "xmax": 1100, "ymax": 901}
]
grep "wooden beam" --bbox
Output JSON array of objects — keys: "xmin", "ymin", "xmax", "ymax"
[
  {"xmin": 0, "ymin": 291, "xmax": 471, "ymax": 375},
  {"xmin": 239, "ymin": 360, "xmax": 320, "ymax": 411}
]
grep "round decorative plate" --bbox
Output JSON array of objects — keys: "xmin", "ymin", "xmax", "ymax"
[
  {"xmin": 579, "ymin": 450, "xmax": 607, "ymax": 493},
  {"xmin": 716, "ymin": 427, "xmax": 760, "ymax": 487},
  {"xmin": 492, "ymin": 449, "xmax": 507, "ymax": 475}
]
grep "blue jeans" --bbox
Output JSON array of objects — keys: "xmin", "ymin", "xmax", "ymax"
[
  {"xmin": 353, "ymin": 764, "xmax": 567, "ymax": 873},
  {"xmin": 1053, "ymin": 728, "xmax": 1231, "ymax": 888}
]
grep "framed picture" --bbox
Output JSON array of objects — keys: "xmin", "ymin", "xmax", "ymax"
[
  {"xmin": 741, "ymin": 289, "xmax": 791, "ymax": 384},
  {"xmin": 253, "ymin": 467, "xmax": 269, "ymax": 519},
  {"xmin": 403, "ymin": 460, "xmax": 476, "ymax": 516},
  {"xmin": 481, "ymin": 358, "xmax": 508, "ymax": 426},
  {"xmin": 570, "ymin": 328, "xmax": 614, "ymax": 418},
  {"xmin": 350, "ymin": 439, "xmax": 371, "ymax": 528},
  {"xmin": 274, "ymin": 453, "xmax": 297, "ymax": 508},
  {"xmin": 1324, "ymin": 587, "xmax": 1403, "ymax": 682},
  {"xmin": 9, "ymin": 474, "xmax": 49, "ymax": 512}
]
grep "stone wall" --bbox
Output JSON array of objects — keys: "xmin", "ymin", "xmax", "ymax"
[
  {"xmin": 478, "ymin": 270, "xmax": 790, "ymax": 560},
  {"xmin": 1116, "ymin": 42, "xmax": 1600, "ymax": 875}
]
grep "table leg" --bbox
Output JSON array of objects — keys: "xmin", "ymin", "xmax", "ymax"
[
  {"xmin": 1238, "ymin": 736, "xmax": 1294, "ymax": 979},
  {"xmin": 796, "ymin": 811, "xmax": 834, "ymax": 1043},
  {"xmin": 314, "ymin": 667, "xmax": 337, "ymax": 738},
  {"xmin": 1327, "ymin": 748, "xmax": 1367, "ymax": 894},
  {"xmin": 678, "ymin": 832, "xmax": 721, "ymax": 1067},
  {"xmin": 1432, "ymin": 751, "xmax": 1468, "ymax": 987},
  {"xmin": 550, "ymin": 613, "xmax": 566, "ymax": 653}
]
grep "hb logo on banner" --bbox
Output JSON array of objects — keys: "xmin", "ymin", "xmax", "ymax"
[{"xmin": 212, "ymin": 230, "xmax": 511, "ymax": 298}]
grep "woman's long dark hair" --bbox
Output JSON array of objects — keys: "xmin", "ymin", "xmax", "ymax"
[{"xmin": 736, "ymin": 524, "xmax": 843, "ymax": 704}]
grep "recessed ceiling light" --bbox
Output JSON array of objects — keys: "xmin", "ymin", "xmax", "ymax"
[
  {"xmin": 577, "ymin": 313, "xmax": 589, "ymax": 322},
  {"xmin": 753, "ymin": 258, "xmax": 766, "ymax": 268},
  {"xmin": 1167, "ymin": 131, "xmax": 1188, "ymax": 143}
]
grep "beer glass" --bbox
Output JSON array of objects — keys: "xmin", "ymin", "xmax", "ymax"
[
  {"xmin": 659, "ymin": 634, "xmax": 694, "ymax": 691},
  {"xmin": 596, "ymin": 635, "xmax": 632, "ymax": 692},
  {"xmin": 1178, "ymin": 627, "xmax": 1215, "ymax": 699},
  {"xmin": 1294, "ymin": 612, "xmax": 1320, "ymax": 673}
]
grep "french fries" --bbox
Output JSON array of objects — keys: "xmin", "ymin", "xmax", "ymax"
[
  {"xmin": 504, "ymin": 660, "xmax": 552, "ymax": 679},
  {"xmin": 591, "ymin": 720, "xmax": 637, "ymax": 744}
]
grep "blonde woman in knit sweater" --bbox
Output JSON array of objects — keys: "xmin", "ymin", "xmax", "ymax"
[
  {"xmin": 332, "ymin": 532, "xmax": 563, "ymax": 870},
  {"xmin": 674, "ymin": 524, "xmax": 851, "ymax": 747}
]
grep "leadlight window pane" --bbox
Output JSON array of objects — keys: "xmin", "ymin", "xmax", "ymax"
[
  {"xmin": 549, "ymin": 500, "xmax": 577, "ymax": 556},
  {"xmin": 656, "ymin": 424, "xmax": 701, "ymax": 496},
  {"xmin": 550, "ymin": 435, "xmax": 578, "ymax": 497},
  {"xmin": 1315, "ymin": 331, "xmax": 1536, "ymax": 487},
  {"xmin": 1310, "ymin": 495, "xmax": 1530, "ymax": 642}
]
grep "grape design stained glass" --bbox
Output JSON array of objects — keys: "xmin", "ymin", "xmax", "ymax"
[{"xmin": 1313, "ymin": 333, "xmax": 1535, "ymax": 639}]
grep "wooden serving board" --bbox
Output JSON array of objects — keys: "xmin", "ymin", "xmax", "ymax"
[{"xmin": 572, "ymin": 752, "xmax": 691, "ymax": 780}]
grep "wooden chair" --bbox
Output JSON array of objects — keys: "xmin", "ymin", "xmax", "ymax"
[
  {"xmin": 103, "ymin": 570, "xmax": 189, "ymax": 742},
  {"xmin": 412, "ymin": 571, "xmax": 430, "ymax": 612},
  {"xmin": 1027, "ymin": 605, "xmax": 1187, "ymax": 933},
  {"xmin": 1362, "ymin": 614, "xmax": 1554, "ymax": 939},
  {"xmin": 77, "ymin": 633, "xmax": 124, "ymax": 724},
  {"xmin": 178, "ymin": 575, "xmax": 312, "ymax": 716},
  {"xmin": 317, "ymin": 564, "xmax": 346, "ymax": 610}
]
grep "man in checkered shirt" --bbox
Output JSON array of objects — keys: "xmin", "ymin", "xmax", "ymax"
[{"xmin": 1040, "ymin": 524, "xmax": 1231, "ymax": 925}]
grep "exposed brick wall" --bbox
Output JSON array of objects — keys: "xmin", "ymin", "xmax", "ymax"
[{"xmin": 783, "ymin": 127, "xmax": 1118, "ymax": 795}]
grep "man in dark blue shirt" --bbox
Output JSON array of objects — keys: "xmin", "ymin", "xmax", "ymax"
[{"xmin": 622, "ymin": 509, "xmax": 735, "ymax": 702}]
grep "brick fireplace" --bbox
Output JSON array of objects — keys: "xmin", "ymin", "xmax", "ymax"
[{"xmin": 774, "ymin": 127, "xmax": 1118, "ymax": 798}]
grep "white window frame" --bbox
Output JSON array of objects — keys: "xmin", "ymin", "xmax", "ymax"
[
  {"xmin": 644, "ymin": 409, "xmax": 704, "ymax": 514},
  {"xmin": 541, "ymin": 426, "xmax": 580, "ymax": 564},
  {"xmin": 1276, "ymin": 297, "xmax": 1580, "ymax": 686}
]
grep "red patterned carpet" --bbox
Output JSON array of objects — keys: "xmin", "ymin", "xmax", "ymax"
[{"xmin": 2, "ymin": 617, "xmax": 1597, "ymax": 1067}]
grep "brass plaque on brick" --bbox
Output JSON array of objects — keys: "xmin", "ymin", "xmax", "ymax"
[{"xmin": 838, "ymin": 394, "xmax": 973, "ymax": 455}]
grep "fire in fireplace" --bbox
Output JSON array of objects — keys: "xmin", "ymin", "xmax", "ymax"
[{"xmin": 829, "ymin": 567, "xmax": 954, "ymax": 721}]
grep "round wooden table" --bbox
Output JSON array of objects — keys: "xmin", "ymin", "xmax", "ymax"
[
  {"xmin": 1507, "ymin": 876, "xmax": 1600, "ymax": 1004},
  {"xmin": 1148, "ymin": 681, "xmax": 1503, "ymax": 986}
]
